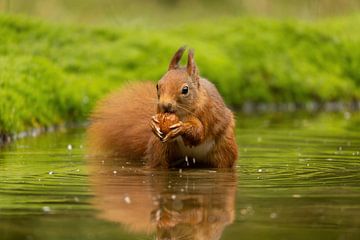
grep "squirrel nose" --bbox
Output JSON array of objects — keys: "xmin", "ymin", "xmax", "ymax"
[{"xmin": 161, "ymin": 102, "xmax": 174, "ymax": 113}]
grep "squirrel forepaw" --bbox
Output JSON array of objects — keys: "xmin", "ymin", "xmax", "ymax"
[
  {"xmin": 150, "ymin": 116, "xmax": 164, "ymax": 140},
  {"xmin": 162, "ymin": 121, "xmax": 184, "ymax": 143}
]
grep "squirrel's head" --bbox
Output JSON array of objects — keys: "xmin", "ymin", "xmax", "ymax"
[{"xmin": 156, "ymin": 46, "xmax": 201, "ymax": 117}]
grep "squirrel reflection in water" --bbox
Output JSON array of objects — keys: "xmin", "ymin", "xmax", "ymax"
[{"xmin": 89, "ymin": 158, "xmax": 237, "ymax": 240}]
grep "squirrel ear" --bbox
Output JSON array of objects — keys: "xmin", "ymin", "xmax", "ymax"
[
  {"xmin": 168, "ymin": 46, "xmax": 186, "ymax": 70},
  {"xmin": 187, "ymin": 48, "xmax": 199, "ymax": 84}
]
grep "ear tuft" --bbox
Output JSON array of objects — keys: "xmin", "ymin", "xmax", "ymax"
[
  {"xmin": 168, "ymin": 46, "xmax": 187, "ymax": 70},
  {"xmin": 187, "ymin": 48, "xmax": 199, "ymax": 86}
]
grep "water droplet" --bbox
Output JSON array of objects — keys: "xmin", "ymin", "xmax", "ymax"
[
  {"xmin": 270, "ymin": 212, "xmax": 277, "ymax": 219},
  {"xmin": 292, "ymin": 194, "xmax": 301, "ymax": 198},
  {"xmin": 258, "ymin": 169, "xmax": 263, "ymax": 173},
  {"xmin": 67, "ymin": 144, "xmax": 72, "ymax": 151},
  {"xmin": 48, "ymin": 171, "xmax": 54, "ymax": 175},
  {"xmin": 124, "ymin": 196, "xmax": 131, "ymax": 204},
  {"xmin": 171, "ymin": 195, "xmax": 176, "ymax": 200},
  {"xmin": 240, "ymin": 209, "xmax": 248, "ymax": 215},
  {"xmin": 113, "ymin": 170, "xmax": 117, "ymax": 174},
  {"xmin": 155, "ymin": 210, "xmax": 161, "ymax": 221},
  {"xmin": 42, "ymin": 206, "xmax": 51, "ymax": 213}
]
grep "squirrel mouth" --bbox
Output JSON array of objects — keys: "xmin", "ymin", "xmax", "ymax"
[
  {"xmin": 159, "ymin": 107, "xmax": 176, "ymax": 114},
  {"xmin": 164, "ymin": 110, "xmax": 176, "ymax": 114}
]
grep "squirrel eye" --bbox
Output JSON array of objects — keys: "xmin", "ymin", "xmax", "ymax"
[{"xmin": 181, "ymin": 86, "xmax": 189, "ymax": 95}]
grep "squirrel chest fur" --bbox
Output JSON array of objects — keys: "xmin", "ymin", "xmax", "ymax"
[
  {"xmin": 177, "ymin": 137, "xmax": 215, "ymax": 159},
  {"xmin": 88, "ymin": 47, "xmax": 238, "ymax": 168}
]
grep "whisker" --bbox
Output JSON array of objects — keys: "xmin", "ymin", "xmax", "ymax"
[
  {"xmin": 176, "ymin": 230, "xmax": 193, "ymax": 240},
  {"xmin": 177, "ymin": 104, "xmax": 195, "ymax": 116}
]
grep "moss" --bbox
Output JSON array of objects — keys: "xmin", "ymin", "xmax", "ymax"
[{"xmin": 0, "ymin": 14, "xmax": 359, "ymax": 135}]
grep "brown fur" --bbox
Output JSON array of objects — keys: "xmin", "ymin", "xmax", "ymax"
[
  {"xmin": 87, "ymin": 47, "xmax": 238, "ymax": 168},
  {"xmin": 87, "ymin": 82, "xmax": 156, "ymax": 160}
]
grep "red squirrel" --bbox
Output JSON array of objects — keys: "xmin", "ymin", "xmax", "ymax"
[{"xmin": 88, "ymin": 47, "xmax": 238, "ymax": 168}]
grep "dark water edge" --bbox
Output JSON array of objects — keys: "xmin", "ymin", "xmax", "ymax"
[
  {"xmin": 2, "ymin": 102, "xmax": 360, "ymax": 147},
  {"xmin": 0, "ymin": 112, "xmax": 359, "ymax": 240},
  {"xmin": 237, "ymin": 101, "xmax": 360, "ymax": 114},
  {"xmin": 0, "ymin": 122, "xmax": 87, "ymax": 147}
]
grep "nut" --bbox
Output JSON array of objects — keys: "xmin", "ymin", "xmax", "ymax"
[{"xmin": 158, "ymin": 113, "xmax": 179, "ymax": 134}]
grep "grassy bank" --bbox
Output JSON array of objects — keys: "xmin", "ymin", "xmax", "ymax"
[{"xmin": 0, "ymin": 14, "xmax": 360, "ymax": 136}]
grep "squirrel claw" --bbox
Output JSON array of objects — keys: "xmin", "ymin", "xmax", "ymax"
[
  {"xmin": 162, "ymin": 127, "xmax": 182, "ymax": 143},
  {"xmin": 151, "ymin": 115, "xmax": 160, "ymax": 124},
  {"xmin": 152, "ymin": 125, "xmax": 164, "ymax": 140},
  {"xmin": 169, "ymin": 122, "xmax": 182, "ymax": 130},
  {"xmin": 150, "ymin": 118, "xmax": 164, "ymax": 140}
]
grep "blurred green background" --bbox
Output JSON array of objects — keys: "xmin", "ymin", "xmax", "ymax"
[
  {"xmin": 2, "ymin": 0, "xmax": 360, "ymax": 25},
  {"xmin": 1, "ymin": 0, "xmax": 360, "ymax": 136}
]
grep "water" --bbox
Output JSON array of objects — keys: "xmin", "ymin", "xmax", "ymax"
[{"xmin": 0, "ymin": 112, "xmax": 359, "ymax": 240}]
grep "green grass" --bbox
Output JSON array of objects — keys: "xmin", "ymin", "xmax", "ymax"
[{"xmin": 0, "ymin": 14, "xmax": 360, "ymax": 136}]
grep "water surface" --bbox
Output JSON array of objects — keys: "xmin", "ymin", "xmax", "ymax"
[{"xmin": 0, "ymin": 112, "xmax": 359, "ymax": 240}]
